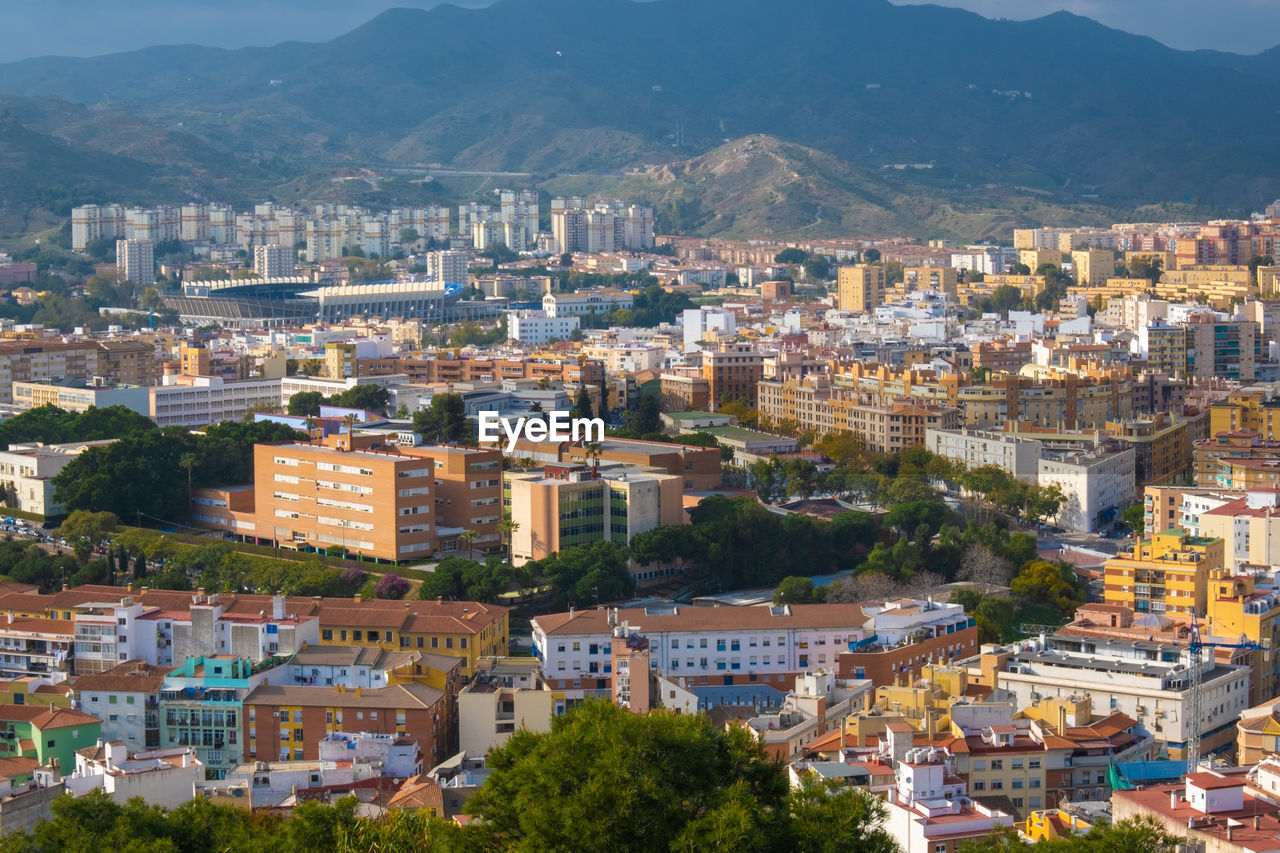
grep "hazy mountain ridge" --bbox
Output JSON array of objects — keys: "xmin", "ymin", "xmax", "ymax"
[{"xmin": 0, "ymin": 0, "xmax": 1277, "ymax": 237}]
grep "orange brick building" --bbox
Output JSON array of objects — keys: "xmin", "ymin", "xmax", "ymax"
[{"xmin": 243, "ymin": 681, "xmax": 451, "ymax": 766}]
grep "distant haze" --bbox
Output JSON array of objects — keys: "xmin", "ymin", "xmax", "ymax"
[
  {"xmin": 0, "ymin": 0, "xmax": 495, "ymax": 62},
  {"xmin": 891, "ymin": 0, "xmax": 1280, "ymax": 54},
  {"xmin": 0, "ymin": 0, "xmax": 1276, "ymax": 63}
]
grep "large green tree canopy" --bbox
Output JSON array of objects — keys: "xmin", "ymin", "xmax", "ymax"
[{"xmin": 464, "ymin": 700, "xmax": 900, "ymax": 853}]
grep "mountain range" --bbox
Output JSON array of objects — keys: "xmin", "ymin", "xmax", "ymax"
[{"xmin": 1, "ymin": 0, "xmax": 1279, "ymax": 239}]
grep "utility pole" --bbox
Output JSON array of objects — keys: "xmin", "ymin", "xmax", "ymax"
[{"xmin": 1185, "ymin": 615, "xmax": 1203, "ymax": 772}]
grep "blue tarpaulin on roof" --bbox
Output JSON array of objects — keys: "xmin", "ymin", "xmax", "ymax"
[{"xmin": 1115, "ymin": 759, "xmax": 1189, "ymax": 783}]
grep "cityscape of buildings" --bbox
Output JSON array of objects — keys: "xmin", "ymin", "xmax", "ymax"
[{"xmin": 9, "ymin": 179, "xmax": 1280, "ymax": 844}]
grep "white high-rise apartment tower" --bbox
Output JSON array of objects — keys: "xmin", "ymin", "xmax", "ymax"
[
  {"xmin": 253, "ymin": 244, "xmax": 295, "ymax": 278},
  {"xmin": 116, "ymin": 239, "xmax": 155, "ymax": 287}
]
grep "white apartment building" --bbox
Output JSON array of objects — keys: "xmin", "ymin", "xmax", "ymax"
[
  {"xmin": 949, "ymin": 245, "xmax": 1017, "ymax": 276},
  {"xmin": 73, "ymin": 204, "xmax": 126, "ymax": 251},
  {"xmin": 1103, "ymin": 295, "xmax": 1169, "ymax": 333},
  {"xmin": 1198, "ymin": 492, "xmax": 1280, "ymax": 570},
  {"xmin": 149, "ymin": 376, "xmax": 284, "ymax": 427},
  {"xmin": 531, "ymin": 600, "xmax": 969, "ymax": 696},
  {"xmin": 135, "ymin": 593, "xmax": 319, "ymax": 669},
  {"xmin": 317, "ymin": 731, "xmax": 421, "ymax": 778},
  {"xmin": 682, "ymin": 307, "xmax": 736, "ymax": 352},
  {"xmin": 425, "ymin": 250, "xmax": 469, "ymax": 286},
  {"xmin": 882, "ymin": 736, "xmax": 1014, "ymax": 853},
  {"xmin": 925, "ymin": 428, "xmax": 1043, "ymax": 482},
  {"xmin": 278, "ymin": 374, "xmax": 407, "ymax": 408},
  {"xmin": 983, "ymin": 634, "xmax": 1249, "ymax": 756},
  {"xmin": 499, "ymin": 190, "xmax": 540, "ymax": 245},
  {"xmin": 181, "ymin": 204, "xmax": 209, "ymax": 243},
  {"xmin": 67, "ymin": 742, "xmax": 203, "ymax": 809},
  {"xmin": 458, "ymin": 658, "xmax": 553, "ymax": 757},
  {"xmin": 283, "ymin": 645, "xmax": 425, "ymax": 689},
  {"xmin": 253, "ymin": 244, "xmax": 295, "ymax": 278},
  {"xmin": 71, "ymin": 592, "xmax": 317, "ymax": 675},
  {"xmin": 220, "ymin": 755, "xmax": 386, "ymax": 807},
  {"xmin": 580, "ymin": 343, "xmax": 665, "ymax": 373},
  {"xmin": 12, "ymin": 381, "xmax": 150, "ymax": 416},
  {"xmin": 0, "ymin": 440, "xmax": 116, "ymax": 519},
  {"xmin": 542, "ymin": 289, "xmax": 634, "ymax": 318},
  {"xmin": 1037, "ymin": 448, "xmax": 1136, "ymax": 532},
  {"xmin": 116, "ymin": 239, "xmax": 155, "ymax": 287},
  {"xmin": 550, "ymin": 200, "xmax": 653, "ymax": 253},
  {"xmin": 0, "ymin": 618, "xmax": 73, "ymax": 680},
  {"xmin": 74, "ymin": 664, "xmax": 167, "ymax": 749},
  {"xmin": 72, "ymin": 598, "xmax": 151, "ymax": 676},
  {"xmin": 507, "ymin": 311, "xmax": 580, "ymax": 345}
]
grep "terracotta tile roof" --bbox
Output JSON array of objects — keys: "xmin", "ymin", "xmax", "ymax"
[
  {"xmin": 0, "ymin": 756, "xmax": 38, "ymax": 780},
  {"xmin": 388, "ymin": 774, "xmax": 445, "ymax": 810},
  {"xmin": 1063, "ymin": 712, "xmax": 1138, "ymax": 740},
  {"xmin": 71, "ymin": 660, "xmax": 171, "ymax": 694},
  {"xmin": 32, "ymin": 683, "xmax": 72, "ymax": 696},
  {"xmin": 0, "ymin": 618, "xmax": 75, "ymax": 636},
  {"xmin": 1186, "ymin": 771, "xmax": 1245, "ymax": 790},
  {"xmin": 243, "ymin": 681, "xmax": 445, "ymax": 710},
  {"xmin": 0, "ymin": 705, "xmax": 100, "ymax": 729}
]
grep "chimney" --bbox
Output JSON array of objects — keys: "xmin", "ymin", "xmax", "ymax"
[
  {"xmin": 272, "ymin": 595, "xmax": 285, "ymax": 620},
  {"xmin": 1170, "ymin": 791, "xmax": 1179, "ymax": 810}
]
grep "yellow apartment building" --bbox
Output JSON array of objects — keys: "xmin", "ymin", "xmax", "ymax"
[
  {"xmin": 1020, "ymin": 248, "xmax": 1063, "ymax": 271},
  {"xmin": 1103, "ymin": 528, "xmax": 1225, "ymax": 616},
  {"xmin": 756, "ymin": 378, "xmax": 962, "ymax": 449},
  {"xmin": 1157, "ymin": 266, "xmax": 1254, "ymax": 308},
  {"xmin": 1066, "ymin": 277, "xmax": 1151, "ymax": 308},
  {"xmin": 836, "ymin": 265, "xmax": 887, "ymax": 313},
  {"xmin": 963, "ymin": 274, "xmax": 1046, "ymax": 304},
  {"xmin": 1209, "ymin": 391, "xmax": 1280, "ymax": 439},
  {"xmin": 1211, "ymin": 457, "xmax": 1280, "ymax": 489},
  {"xmin": 1141, "ymin": 323, "xmax": 1187, "ymax": 375},
  {"xmin": 903, "ymin": 266, "xmax": 959, "ymax": 298},
  {"xmin": 1071, "ymin": 249, "xmax": 1115, "ymax": 287},
  {"xmin": 1193, "ymin": 432, "xmax": 1280, "ymax": 486},
  {"xmin": 1204, "ymin": 570, "xmax": 1280, "ymax": 705},
  {"xmin": 313, "ymin": 599, "xmax": 509, "ymax": 677}
]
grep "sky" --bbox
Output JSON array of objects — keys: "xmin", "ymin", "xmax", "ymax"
[{"xmin": 0, "ymin": 0, "xmax": 1276, "ymax": 63}]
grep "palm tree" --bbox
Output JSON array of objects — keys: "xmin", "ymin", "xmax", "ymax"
[
  {"xmin": 302, "ymin": 415, "xmax": 317, "ymax": 444},
  {"xmin": 584, "ymin": 441, "xmax": 603, "ymax": 473},
  {"xmin": 342, "ymin": 413, "xmax": 359, "ymax": 448},
  {"xmin": 179, "ymin": 454, "xmax": 199, "ymax": 524},
  {"xmin": 458, "ymin": 529, "xmax": 478, "ymax": 561},
  {"xmin": 497, "ymin": 518, "xmax": 520, "ymax": 564}
]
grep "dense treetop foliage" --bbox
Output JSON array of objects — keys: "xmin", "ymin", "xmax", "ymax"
[
  {"xmin": 0, "ymin": 405, "xmax": 156, "ymax": 450},
  {"xmin": 52, "ymin": 420, "xmax": 302, "ymax": 522}
]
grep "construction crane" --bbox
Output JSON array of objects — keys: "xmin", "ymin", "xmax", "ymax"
[{"xmin": 1184, "ymin": 614, "xmax": 1264, "ymax": 771}]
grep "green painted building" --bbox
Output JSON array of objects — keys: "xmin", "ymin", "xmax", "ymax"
[{"xmin": 0, "ymin": 706, "xmax": 102, "ymax": 772}]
